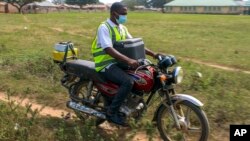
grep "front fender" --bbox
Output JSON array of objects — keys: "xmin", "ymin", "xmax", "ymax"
[
  {"xmin": 152, "ymin": 94, "xmax": 203, "ymax": 122},
  {"xmin": 172, "ymin": 94, "xmax": 203, "ymax": 107}
]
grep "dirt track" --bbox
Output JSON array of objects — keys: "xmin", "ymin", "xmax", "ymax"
[
  {"xmin": 0, "ymin": 92, "xmax": 68, "ymax": 118},
  {"xmin": 181, "ymin": 57, "xmax": 250, "ymax": 74},
  {"xmin": 0, "ymin": 91, "xmax": 230, "ymax": 141},
  {"xmin": 0, "ymin": 92, "xmax": 162, "ymax": 141}
]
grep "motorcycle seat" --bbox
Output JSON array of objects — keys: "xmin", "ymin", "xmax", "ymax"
[{"xmin": 65, "ymin": 59, "xmax": 105, "ymax": 82}]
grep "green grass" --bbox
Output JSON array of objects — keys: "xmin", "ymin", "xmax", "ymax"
[
  {"xmin": 1, "ymin": 12, "xmax": 250, "ymax": 69},
  {"xmin": 128, "ymin": 13, "xmax": 250, "ymax": 69},
  {"xmin": 0, "ymin": 12, "xmax": 250, "ymax": 140}
]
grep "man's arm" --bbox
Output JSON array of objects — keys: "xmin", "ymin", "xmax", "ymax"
[{"xmin": 145, "ymin": 48, "xmax": 157, "ymax": 58}]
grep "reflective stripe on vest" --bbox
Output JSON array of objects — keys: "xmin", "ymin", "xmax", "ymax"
[{"xmin": 91, "ymin": 21, "xmax": 127, "ymax": 72}]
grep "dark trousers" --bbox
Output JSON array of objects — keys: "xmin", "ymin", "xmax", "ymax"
[{"xmin": 100, "ymin": 64, "xmax": 134, "ymax": 113}]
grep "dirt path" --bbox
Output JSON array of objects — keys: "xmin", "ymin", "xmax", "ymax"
[
  {"xmin": 0, "ymin": 92, "xmax": 162, "ymax": 141},
  {"xmin": 0, "ymin": 92, "xmax": 68, "ymax": 118},
  {"xmin": 181, "ymin": 57, "xmax": 250, "ymax": 74},
  {"xmin": 0, "ymin": 91, "xmax": 230, "ymax": 141}
]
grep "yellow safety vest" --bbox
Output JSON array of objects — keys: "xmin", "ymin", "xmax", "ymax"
[{"xmin": 91, "ymin": 21, "xmax": 129, "ymax": 72}]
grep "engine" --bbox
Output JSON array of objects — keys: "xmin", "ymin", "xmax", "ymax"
[{"xmin": 119, "ymin": 93, "xmax": 146, "ymax": 119}]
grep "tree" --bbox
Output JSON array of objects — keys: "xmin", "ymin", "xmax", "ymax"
[
  {"xmin": 121, "ymin": 0, "xmax": 137, "ymax": 10},
  {"xmin": 136, "ymin": 0, "xmax": 147, "ymax": 6},
  {"xmin": 0, "ymin": 0, "xmax": 42, "ymax": 13},
  {"xmin": 65, "ymin": 0, "xmax": 98, "ymax": 8}
]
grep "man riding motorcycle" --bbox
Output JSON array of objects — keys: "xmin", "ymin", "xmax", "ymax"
[{"xmin": 91, "ymin": 2, "xmax": 160, "ymax": 126}]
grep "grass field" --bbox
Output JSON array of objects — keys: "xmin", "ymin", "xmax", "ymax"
[{"xmin": 0, "ymin": 12, "xmax": 250, "ymax": 141}]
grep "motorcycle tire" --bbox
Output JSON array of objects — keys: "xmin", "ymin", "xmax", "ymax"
[{"xmin": 156, "ymin": 100, "xmax": 209, "ymax": 141}]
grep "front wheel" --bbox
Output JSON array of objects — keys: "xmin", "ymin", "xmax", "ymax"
[{"xmin": 156, "ymin": 100, "xmax": 209, "ymax": 141}]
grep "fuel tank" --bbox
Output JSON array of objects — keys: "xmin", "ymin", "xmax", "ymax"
[
  {"xmin": 95, "ymin": 67, "xmax": 155, "ymax": 96},
  {"xmin": 126, "ymin": 67, "xmax": 155, "ymax": 93}
]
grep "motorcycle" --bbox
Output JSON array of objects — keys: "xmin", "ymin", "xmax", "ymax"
[{"xmin": 53, "ymin": 42, "xmax": 209, "ymax": 141}]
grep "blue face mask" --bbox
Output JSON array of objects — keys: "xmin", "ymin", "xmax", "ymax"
[{"xmin": 116, "ymin": 15, "xmax": 127, "ymax": 24}]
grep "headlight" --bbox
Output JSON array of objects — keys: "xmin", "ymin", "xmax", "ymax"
[{"xmin": 173, "ymin": 67, "xmax": 183, "ymax": 84}]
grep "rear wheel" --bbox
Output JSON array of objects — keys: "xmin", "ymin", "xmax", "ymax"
[
  {"xmin": 157, "ymin": 100, "xmax": 209, "ymax": 141},
  {"xmin": 71, "ymin": 81, "xmax": 106, "ymax": 125}
]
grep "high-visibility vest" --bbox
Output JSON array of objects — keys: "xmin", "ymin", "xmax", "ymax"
[{"xmin": 91, "ymin": 21, "xmax": 129, "ymax": 72}]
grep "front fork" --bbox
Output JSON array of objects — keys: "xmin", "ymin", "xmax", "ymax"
[{"xmin": 162, "ymin": 88, "xmax": 182, "ymax": 130}]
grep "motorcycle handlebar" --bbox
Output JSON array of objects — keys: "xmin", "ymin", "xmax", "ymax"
[
  {"xmin": 138, "ymin": 60, "xmax": 144, "ymax": 66},
  {"xmin": 156, "ymin": 54, "xmax": 164, "ymax": 61},
  {"xmin": 134, "ymin": 59, "xmax": 154, "ymax": 74},
  {"xmin": 138, "ymin": 58, "xmax": 152, "ymax": 66}
]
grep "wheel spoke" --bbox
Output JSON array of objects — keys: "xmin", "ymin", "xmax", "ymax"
[
  {"xmin": 183, "ymin": 134, "xmax": 187, "ymax": 141},
  {"xmin": 185, "ymin": 107, "xmax": 191, "ymax": 126}
]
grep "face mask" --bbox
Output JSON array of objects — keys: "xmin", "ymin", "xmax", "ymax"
[{"xmin": 116, "ymin": 15, "xmax": 127, "ymax": 24}]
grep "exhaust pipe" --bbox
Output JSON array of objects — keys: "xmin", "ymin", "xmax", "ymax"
[{"xmin": 67, "ymin": 101, "xmax": 106, "ymax": 119}]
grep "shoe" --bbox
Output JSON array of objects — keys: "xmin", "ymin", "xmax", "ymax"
[{"xmin": 106, "ymin": 111, "xmax": 128, "ymax": 127}]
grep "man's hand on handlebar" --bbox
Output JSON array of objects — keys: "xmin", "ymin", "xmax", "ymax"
[{"xmin": 128, "ymin": 59, "xmax": 140, "ymax": 69}]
